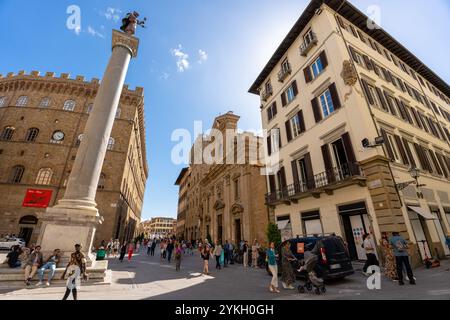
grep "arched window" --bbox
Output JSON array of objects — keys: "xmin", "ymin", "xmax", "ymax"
[
  {"xmin": 9, "ymin": 165, "xmax": 25, "ymax": 184},
  {"xmin": 0, "ymin": 126, "xmax": 15, "ymax": 141},
  {"xmin": 0, "ymin": 96, "xmax": 6, "ymax": 107},
  {"xmin": 86, "ymin": 104, "xmax": 93, "ymax": 114},
  {"xmin": 98, "ymin": 173, "xmax": 106, "ymax": 190},
  {"xmin": 63, "ymin": 100, "xmax": 76, "ymax": 111},
  {"xmin": 107, "ymin": 137, "xmax": 115, "ymax": 150},
  {"xmin": 16, "ymin": 96, "xmax": 28, "ymax": 107},
  {"xmin": 76, "ymin": 134, "xmax": 84, "ymax": 146},
  {"xmin": 35, "ymin": 168, "xmax": 53, "ymax": 185},
  {"xmin": 115, "ymin": 107, "xmax": 121, "ymax": 119},
  {"xmin": 25, "ymin": 128, "xmax": 39, "ymax": 142},
  {"xmin": 39, "ymin": 97, "xmax": 51, "ymax": 108}
]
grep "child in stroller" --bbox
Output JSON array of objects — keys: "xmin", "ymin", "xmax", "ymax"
[{"xmin": 297, "ymin": 243, "xmax": 326, "ymax": 295}]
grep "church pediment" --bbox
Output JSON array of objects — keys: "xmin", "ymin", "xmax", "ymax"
[
  {"xmin": 231, "ymin": 203, "xmax": 244, "ymax": 215},
  {"xmin": 213, "ymin": 199, "xmax": 225, "ymax": 210}
]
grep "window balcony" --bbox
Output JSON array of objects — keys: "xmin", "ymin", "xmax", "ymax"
[
  {"xmin": 260, "ymin": 85, "xmax": 273, "ymax": 102},
  {"xmin": 277, "ymin": 63, "xmax": 292, "ymax": 82},
  {"xmin": 265, "ymin": 162, "xmax": 366, "ymax": 206},
  {"xmin": 300, "ymin": 32, "xmax": 318, "ymax": 56}
]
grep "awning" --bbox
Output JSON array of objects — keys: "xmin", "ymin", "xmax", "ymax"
[
  {"xmin": 277, "ymin": 220, "xmax": 290, "ymax": 230},
  {"xmin": 408, "ymin": 206, "xmax": 437, "ymax": 220}
]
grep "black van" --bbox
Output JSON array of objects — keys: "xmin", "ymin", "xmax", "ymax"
[{"xmin": 268, "ymin": 234, "xmax": 354, "ymax": 280}]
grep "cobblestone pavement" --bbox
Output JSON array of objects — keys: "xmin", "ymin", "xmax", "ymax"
[{"xmin": 1, "ymin": 248, "xmax": 449, "ymax": 300}]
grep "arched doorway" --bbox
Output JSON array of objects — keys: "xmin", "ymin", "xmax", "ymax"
[{"xmin": 18, "ymin": 215, "xmax": 38, "ymax": 245}]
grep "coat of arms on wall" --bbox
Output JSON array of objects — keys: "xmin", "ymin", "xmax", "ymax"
[{"xmin": 340, "ymin": 60, "xmax": 361, "ymax": 101}]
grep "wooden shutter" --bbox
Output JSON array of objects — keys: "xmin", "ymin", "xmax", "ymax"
[
  {"xmin": 349, "ymin": 46, "xmax": 358, "ymax": 63},
  {"xmin": 372, "ymin": 61, "xmax": 380, "ymax": 76},
  {"xmin": 285, "ymin": 120, "xmax": 292, "ymax": 142},
  {"xmin": 410, "ymin": 108, "xmax": 423, "ymax": 129},
  {"xmin": 304, "ymin": 66, "xmax": 312, "ymax": 83},
  {"xmin": 304, "ymin": 153, "xmax": 315, "ymax": 189},
  {"xmin": 361, "ymin": 79, "xmax": 374, "ymax": 105},
  {"xmin": 402, "ymin": 138, "xmax": 416, "ymax": 168},
  {"xmin": 381, "ymin": 68, "xmax": 391, "ymax": 83},
  {"xmin": 363, "ymin": 55, "xmax": 373, "ymax": 70},
  {"xmin": 375, "ymin": 87, "xmax": 388, "ymax": 111},
  {"xmin": 329, "ymin": 83, "xmax": 341, "ymax": 110},
  {"xmin": 342, "ymin": 132, "xmax": 357, "ymax": 166},
  {"xmin": 321, "ymin": 144, "xmax": 335, "ymax": 183},
  {"xmin": 311, "ymin": 97, "xmax": 322, "ymax": 123},
  {"xmin": 319, "ymin": 51, "xmax": 328, "ymax": 69},
  {"xmin": 394, "ymin": 135, "xmax": 409, "ymax": 165},
  {"xmin": 292, "ymin": 80, "xmax": 298, "ymax": 97},
  {"xmin": 383, "ymin": 91, "xmax": 397, "ymax": 116},
  {"xmin": 281, "ymin": 92, "xmax": 287, "ymax": 107},
  {"xmin": 298, "ymin": 110, "xmax": 306, "ymax": 133},
  {"xmin": 394, "ymin": 98, "xmax": 407, "ymax": 121},
  {"xmin": 380, "ymin": 128, "xmax": 394, "ymax": 160},
  {"xmin": 269, "ymin": 175, "xmax": 276, "ymax": 193},
  {"xmin": 402, "ymin": 104, "xmax": 414, "ymax": 124},
  {"xmin": 272, "ymin": 102, "xmax": 278, "ymax": 117},
  {"xmin": 291, "ymin": 160, "xmax": 299, "ymax": 187},
  {"xmin": 398, "ymin": 78, "xmax": 406, "ymax": 92},
  {"xmin": 349, "ymin": 25, "xmax": 358, "ymax": 37},
  {"xmin": 336, "ymin": 15, "xmax": 346, "ymax": 28},
  {"xmin": 279, "ymin": 167, "xmax": 287, "ymax": 188},
  {"xmin": 357, "ymin": 30, "xmax": 366, "ymax": 42},
  {"xmin": 267, "ymin": 136, "xmax": 272, "ymax": 156},
  {"xmin": 436, "ymin": 153, "xmax": 449, "ymax": 178},
  {"xmin": 413, "ymin": 143, "xmax": 426, "ymax": 170},
  {"xmin": 267, "ymin": 107, "xmax": 272, "ymax": 121},
  {"xmin": 429, "ymin": 150, "xmax": 443, "ymax": 176}
]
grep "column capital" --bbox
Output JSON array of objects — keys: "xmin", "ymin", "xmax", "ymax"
[{"xmin": 112, "ymin": 30, "xmax": 139, "ymax": 58}]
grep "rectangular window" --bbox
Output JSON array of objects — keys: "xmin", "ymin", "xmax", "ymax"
[
  {"xmin": 290, "ymin": 114, "xmax": 302, "ymax": 138},
  {"xmin": 387, "ymin": 134, "xmax": 401, "ymax": 163},
  {"xmin": 367, "ymin": 84, "xmax": 380, "ymax": 108},
  {"xmin": 319, "ymin": 89, "xmax": 334, "ymax": 118},
  {"xmin": 303, "ymin": 28, "xmax": 315, "ymax": 46},
  {"xmin": 267, "ymin": 102, "xmax": 277, "ymax": 121},
  {"xmin": 270, "ymin": 128, "xmax": 281, "ymax": 153},
  {"xmin": 284, "ymin": 81, "xmax": 298, "ymax": 105},
  {"xmin": 311, "ymin": 56, "xmax": 324, "ymax": 78},
  {"xmin": 286, "ymin": 86, "xmax": 295, "ymax": 103},
  {"xmin": 281, "ymin": 59, "xmax": 290, "ymax": 74}
]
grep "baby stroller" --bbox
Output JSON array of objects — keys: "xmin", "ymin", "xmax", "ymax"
[{"xmin": 297, "ymin": 247, "xmax": 326, "ymax": 295}]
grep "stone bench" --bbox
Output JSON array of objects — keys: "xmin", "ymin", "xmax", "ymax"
[{"xmin": 0, "ymin": 260, "xmax": 110, "ymax": 287}]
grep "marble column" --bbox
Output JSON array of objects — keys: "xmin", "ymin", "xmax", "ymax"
[{"xmin": 37, "ymin": 30, "xmax": 140, "ymax": 264}]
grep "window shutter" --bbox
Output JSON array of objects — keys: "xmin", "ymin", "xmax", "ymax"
[
  {"xmin": 319, "ymin": 51, "xmax": 328, "ymax": 69},
  {"xmin": 421, "ymin": 147, "xmax": 433, "ymax": 173},
  {"xmin": 285, "ymin": 120, "xmax": 292, "ymax": 142},
  {"xmin": 267, "ymin": 108, "xmax": 272, "ymax": 121},
  {"xmin": 402, "ymin": 104, "xmax": 414, "ymax": 124},
  {"xmin": 280, "ymin": 167, "xmax": 287, "ymax": 188},
  {"xmin": 394, "ymin": 135, "xmax": 409, "ymax": 165},
  {"xmin": 272, "ymin": 102, "xmax": 278, "ymax": 117},
  {"xmin": 385, "ymin": 70, "xmax": 393, "ymax": 83},
  {"xmin": 342, "ymin": 132, "xmax": 357, "ymax": 164},
  {"xmin": 349, "ymin": 25, "xmax": 358, "ymax": 38},
  {"xmin": 398, "ymin": 78, "xmax": 406, "ymax": 92},
  {"xmin": 298, "ymin": 110, "xmax": 306, "ymax": 133},
  {"xmin": 303, "ymin": 66, "xmax": 312, "ymax": 83},
  {"xmin": 321, "ymin": 144, "xmax": 335, "ymax": 183},
  {"xmin": 402, "ymin": 138, "xmax": 416, "ymax": 168},
  {"xmin": 375, "ymin": 87, "xmax": 388, "ymax": 111},
  {"xmin": 278, "ymin": 129, "xmax": 282, "ymax": 148},
  {"xmin": 304, "ymin": 153, "xmax": 315, "ymax": 189},
  {"xmin": 336, "ymin": 15, "xmax": 346, "ymax": 29},
  {"xmin": 291, "ymin": 160, "xmax": 299, "ymax": 187},
  {"xmin": 329, "ymin": 83, "xmax": 341, "ymax": 110},
  {"xmin": 413, "ymin": 143, "xmax": 426, "ymax": 170},
  {"xmin": 361, "ymin": 79, "xmax": 374, "ymax": 105},
  {"xmin": 419, "ymin": 114, "xmax": 429, "ymax": 133},
  {"xmin": 383, "ymin": 91, "xmax": 397, "ymax": 116},
  {"xmin": 372, "ymin": 61, "xmax": 380, "ymax": 76},
  {"xmin": 281, "ymin": 92, "xmax": 287, "ymax": 107},
  {"xmin": 357, "ymin": 30, "xmax": 366, "ymax": 42},
  {"xmin": 410, "ymin": 108, "xmax": 423, "ymax": 129},
  {"xmin": 394, "ymin": 98, "xmax": 406, "ymax": 121},
  {"xmin": 349, "ymin": 46, "xmax": 358, "ymax": 63},
  {"xmin": 267, "ymin": 136, "xmax": 272, "ymax": 156},
  {"xmin": 269, "ymin": 174, "xmax": 276, "ymax": 193},
  {"xmin": 429, "ymin": 150, "xmax": 443, "ymax": 176},
  {"xmin": 292, "ymin": 80, "xmax": 298, "ymax": 97},
  {"xmin": 311, "ymin": 97, "xmax": 322, "ymax": 123},
  {"xmin": 436, "ymin": 153, "xmax": 449, "ymax": 178},
  {"xmin": 445, "ymin": 156, "xmax": 450, "ymax": 174},
  {"xmin": 363, "ymin": 55, "xmax": 373, "ymax": 70},
  {"xmin": 380, "ymin": 128, "xmax": 394, "ymax": 160}
]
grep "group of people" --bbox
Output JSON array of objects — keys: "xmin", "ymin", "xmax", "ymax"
[{"xmin": 2, "ymin": 243, "xmax": 88, "ymax": 300}]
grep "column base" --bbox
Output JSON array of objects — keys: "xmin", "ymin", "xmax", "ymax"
[{"xmin": 36, "ymin": 206, "xmax": 104, "ymax": 267}]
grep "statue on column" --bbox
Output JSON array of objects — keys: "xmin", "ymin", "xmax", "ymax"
[{"xmin": 120, "ymin": 11, "xmax": 147, "ymax": 35}]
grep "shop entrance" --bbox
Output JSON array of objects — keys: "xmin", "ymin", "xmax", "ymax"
[
  {"xmin": 339, "ymin": 202, "xmax": 372, "ymax": 261},
  {"xmin": 234, "ymin": 219, "xmax": 241, "ymax": 245},
  {"xmin": 18, "ymin": 215, "xmax": 38, "ymax": 245},
  {"xmin": 430, "ymin": 208, "xmax": 450, "ymax": 256},
  {"xmin": 407, "ymin": 206, "xmax": 434, "ymax": 260}
]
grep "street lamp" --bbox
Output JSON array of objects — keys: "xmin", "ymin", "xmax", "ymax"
[{"xmin": 396, "ymin": 167, "xmax": 425, "ymax": 198}]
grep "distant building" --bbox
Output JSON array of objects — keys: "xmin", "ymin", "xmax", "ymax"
[
  {"xmin": 141, "ymin": 217, "xmax": 177, "ymax": 238},
  {"xmin": 0, "ymin": 71, "xmax": 148, "ymax": 246}
]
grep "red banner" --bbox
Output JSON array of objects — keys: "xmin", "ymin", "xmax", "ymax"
[{"xmin": 22, "ymin": 189, "xmax": 53, "ymax": 208}]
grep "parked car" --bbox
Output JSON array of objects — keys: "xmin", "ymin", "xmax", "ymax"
[
  {"xmin": 267, "ymin": 234, "xmax": 354, "ymax": 280},
  {"xmin": 0, "ymin": 237, "xmax": 26, "ymax": 250}
]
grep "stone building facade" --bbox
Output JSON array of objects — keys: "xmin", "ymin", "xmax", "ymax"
[
  {"xmin": 175, "ymin": 112, "xmax": 269, "ymax": 245},
  {"xmin": 141, "ymin": 217, "xmax": 177, "ymax": 238},
  {"xmin": 0, "ymin": 70, "xmax": 148, "ymax": 246},
  {"xmin": 249, "ymin": 0, "xmax": 450, "ymax": 265}
]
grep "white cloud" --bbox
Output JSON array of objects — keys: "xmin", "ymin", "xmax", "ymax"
[
  {"xmin": 87, "ymin": 26, "xmax": 105, "ymax": 38},
  {"xmin": 103, "ymin": 7, "xmax": 122, "ymax": 22},
  {"xmin": 160, "ymin": 72, "xmax": 170, "ymax": 80},
  {"xmin": 198, "ymin": 49, "xmax": 208, "ymax": 64},
  {"xmin": 170, "ymin": 45, "xmax": 190, "ymax": 72}
]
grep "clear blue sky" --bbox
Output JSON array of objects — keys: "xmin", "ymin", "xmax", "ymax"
[{"xmin": 1, "ymin": 1, "xmax": 449, "ymax": 221}]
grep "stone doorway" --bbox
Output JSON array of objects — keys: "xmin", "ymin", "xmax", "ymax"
[{"xmin": 18, "ymin": 215, "xmax": 38, "ymax": 245}]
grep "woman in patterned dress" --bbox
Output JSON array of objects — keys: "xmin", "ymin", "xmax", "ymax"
[
  {"xmin": 380, "ymin": 232, "xmax": 397, "ymax": 280},
  {"xmin": 280, "ymin": 241, "xmax": 296, "ymax": 289}
]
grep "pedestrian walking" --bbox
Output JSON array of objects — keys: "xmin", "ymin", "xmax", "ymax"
[
  {"xmin": 119, "ymin": 243, "xmax": 127, "ymax": 262},
  {"xmin": 251, "ymin": 239, "xmax": 260, "ymax": 268},
  {"xmin": 61, "ymin": 244, "xmax": 87, "ymax": 301},
  {"xmin": 161, "ymin": 240, "xmax": 167, "ymax": 260},
  {"xmin": 389, "ymin": 232, "xmax": 415, "ymax": 285},
  {"xmin": 213, "ymin": 241, "xmax": 223, "ymax": 270},
  {"xmin": 167, "ymin": 240, "xmax": 175, "ymax": 263},
  {"xmin": 281, "ymin": 241, "xmax": 296, "ymax": 290},
  {"xmin": 243, "ymin": 241, "xmax": 249, "ymax": 267},
  {"xmin": 175, "ymin": 244, "xmax": 182, "ymax": 271},
  {"xmin": 127, "ymin": 243, "xmax": 134, "ymax": 262},
  {"xmin": 362, "ymin": 233, "xmax": 379, "ymax": 275},
  {"xmin": 201, "ymin": 245, "xmax": 211, "ymax": 275},
  {"xmin": 151, "ymin": 238, "xmax": 157, "ymax": 256},
  {"xmin": 266, "ymin": 242, "xmax": 280, "ymax": 293},
  {"xmin": 113, "ymin": 239, "xmax": 120, "ymax": 258},
  {"xmin": 380, "ymin": 232, "xmax": 397, "ymax": 280},
  {"xmin": 147, "ymin": 240, "xmax": 152, "ymax": 256}
]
